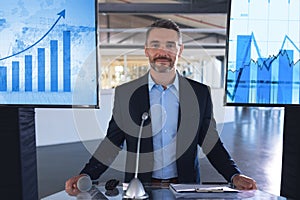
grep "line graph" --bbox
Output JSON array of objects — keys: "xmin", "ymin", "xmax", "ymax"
[
  {"xmin": 0, "ymin": 0, "xmax": 97, "ymax": 106},
  {"xmin": 0, "ymin": 10, "xmax": 70, "ymax": 93},
  {"xmin": 0, "ymin": 10, "xmax": 65, "ymax": 61},
  {"xmin": 227, "ymin": 34, "xmax": 299, "ymax": 103},
  {"xmin": 226, "ymin": 0, "xmax": 300, "ymax": 105}
]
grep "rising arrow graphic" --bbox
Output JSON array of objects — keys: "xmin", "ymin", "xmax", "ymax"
[{"xmin": 0, "ymin": 9, "xmax": 66, "ymax": 61}]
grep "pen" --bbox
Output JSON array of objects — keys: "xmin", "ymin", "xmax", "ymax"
[{"xmin": 195, "ymin": 187, "xmax": 224, "ymax": 193}]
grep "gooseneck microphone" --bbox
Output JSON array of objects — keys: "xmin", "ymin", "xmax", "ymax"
[
  {"xmin": 123, "ymin": 112, "xmax": 149, "ymax": 199},
  {"xmin": 135, "ymin": 112, "xmax": 149, "ymax": 178}
]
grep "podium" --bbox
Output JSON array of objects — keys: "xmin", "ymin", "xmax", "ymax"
[{"xmin": 42, "ymin": 183, "xmax": 286, "ymax": 200}]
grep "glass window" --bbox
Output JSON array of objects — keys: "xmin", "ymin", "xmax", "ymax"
[{"xmin": 98, "ymin": 10, "xmax": 226, "ymax": 89}]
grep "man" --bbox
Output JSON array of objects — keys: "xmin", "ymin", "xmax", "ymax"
[{"xmin": 65, "ymin": 19, "xmax": 257, "ymax": 195}]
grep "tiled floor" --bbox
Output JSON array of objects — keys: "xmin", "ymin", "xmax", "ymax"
[
  {"xmin": 37, "ymin": 107, "xmax": 284, "ymax": 199},
  {"xmin": 200, "ymin": 107, "xmax": 284, "ymax": 195}
]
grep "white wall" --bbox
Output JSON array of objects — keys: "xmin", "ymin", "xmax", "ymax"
[
  {"xmin": 35, "ymin": 89, "xmax": 114, "ymax": 146},
  {"xmin": 35, "ymin": 88, "xmax": 234, "ymax": 146}
]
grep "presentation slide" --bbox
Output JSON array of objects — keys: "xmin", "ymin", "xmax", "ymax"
[
  {"xmin": 0, "ymin": 0, "xmax": 98, "ymax": 107},
  {"xmin": 225, "ymin": 0, "xmax": 300, "ymax": 105}
]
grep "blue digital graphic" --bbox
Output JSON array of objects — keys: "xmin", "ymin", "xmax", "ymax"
[
  {"xmin": 226, "ymin": 0, "xmax": 300, "ymax": 105},
  {"xmin": 0, "ymin": 0, "xmax": 97, "ymax": 107}
]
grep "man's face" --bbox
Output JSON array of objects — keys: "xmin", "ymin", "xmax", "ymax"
[{"xmin": 145, "ymin": 28, "xmax": 183, "ymax": 73}]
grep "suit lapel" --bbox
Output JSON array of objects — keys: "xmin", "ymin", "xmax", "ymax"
[
  {"xmin": 177, "ymin": 75, "xmax": 199, "ymax": 152},
  {"xmin": 129, "ymin": 73, "xmax": 152, "ymax": 142},
  {"xmin": 176, "ymin": 76, "xmax": 201, "ymax": 182},
  {"xmin": 128, "ymin": 73, "xmax": 154, "ymax": 178}
]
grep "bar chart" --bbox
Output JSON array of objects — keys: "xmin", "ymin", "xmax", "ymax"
[
  {"xmin": 0, "ymin": 0, "xmax": 97, "ymax": 107},
  {"xmin": 0, "ymin": 9, "xmax": 71, "ymax": 93},
  {"xmin": 0, "ymin": 30, "xmax": 71, "ymax": 93},
  {"xmin": 226, "ymin": 0, "xmax": 300, "ymax": 105},
  {"xmin": 227, "ymin": 34, "xmax": 300, "ymax": 104}
]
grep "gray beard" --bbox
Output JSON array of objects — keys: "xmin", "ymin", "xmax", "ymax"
[{"xmin": 150, "ymin": 62, "xmax": 173, "ymax": 73}]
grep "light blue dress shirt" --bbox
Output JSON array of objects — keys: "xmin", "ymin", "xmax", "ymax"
[{"xmin": 148, "ymin": 73, "xmax": 179, "ymax": 179}]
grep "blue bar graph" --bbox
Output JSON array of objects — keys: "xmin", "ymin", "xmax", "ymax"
[
  {"xmin": 12, "ymin": 61, "xmax": 19, "ymax": 91},
  {"xmin": 0, "ymin": 31, "xmax": 72, "ymax": 93},
  {"xmin": 234, "ymin": 35, "xmax": 251, "ymax": 103},
  {"xmin": 226, "ymin": 0, "xmax": 300, "ymax": 105},
  {"xmin": 63, "ymin": 31, "xmax": 71, "ymax": 92},
  {"xmin": 0, "ymin": 0, "xmax": 97, "ymax": 106},
  {"xmin": 256, "ymin": 58, "xmax": 271, "ymax": 104},
  {"xmin": 0, "ymin": 30, "xmax": 73, "ymax": 94},
  {"xmin": 227, "ymin": 34, "xmax": 299, "ymax": 104},
  {"xmin": 25, "ymin": 55, "xmax": 32, "ymax": 92},
  {"xmin": 278, "ymin": 50, "xmax": 293, "ymax": 104},
  {"xmin": 50, "ymin": 40, "xmax": 58, "ymax": 92},
  {"xmin": 0, "ymin": 67, "xmax": 7, "ymax": 91},
  {"xmin": 38, "ymin": 48, "xmax": 45, "ymax": 92}
]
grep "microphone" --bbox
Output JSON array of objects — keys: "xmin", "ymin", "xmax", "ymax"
[
  {"xmin": 77, "ymin": 175, "xmax": 92, "ymax": 192},
  {"xmin": 135, "ymin": 112, "xmax": 149, "ymax": 178},
  {"xmin": 77, "ymin": 175, "xmax": 110, "ymax": 199},
  {"xmin": 123, "ymin": 112, "xmax": 149, "ymax": 199}
]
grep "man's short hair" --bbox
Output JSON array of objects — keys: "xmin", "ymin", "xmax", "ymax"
[{"xmin": 145, "ymin": 19, "xmax": 182, "ymax": 44}]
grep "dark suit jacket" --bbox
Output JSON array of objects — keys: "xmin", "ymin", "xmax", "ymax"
[{"xmin": 81, "ymin": 72, "xmax": 241, "ymax": 183}]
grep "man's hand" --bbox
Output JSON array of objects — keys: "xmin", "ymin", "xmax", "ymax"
[
  {"xmin": 232, "ymin": 174, "xmax": 257, "ymax": 190},
  {"xmin": 65, "ymin": 174, "xmax": 86, "ymax": 196}
]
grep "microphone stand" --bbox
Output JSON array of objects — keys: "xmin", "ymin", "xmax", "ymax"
[{"xmin": 123, "ymin": 112, "xmax": 149, "ymax": 199}]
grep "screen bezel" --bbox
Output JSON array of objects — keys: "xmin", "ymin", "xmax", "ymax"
[
  {"xmin": 0, "ymin": 0, "xmax": 99, "ymax": 109},
  {"xmin": 224, "ymin": 0, "xmax": 294, "ymax": 107}
]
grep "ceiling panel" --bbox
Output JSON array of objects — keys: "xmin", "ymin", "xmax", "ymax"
[{"xmin": 98, "ymin": 0, "xmax": 228, "ymax": 56}]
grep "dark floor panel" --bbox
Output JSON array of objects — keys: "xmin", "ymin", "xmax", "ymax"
[{"xmin": 37, "ymin": 107, "xmax": 284, "ymax": 199}]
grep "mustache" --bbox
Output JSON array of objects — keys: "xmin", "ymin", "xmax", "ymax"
[{"xmin": 153, "ymin": 56, "xmax": 172, "ymax": 62}]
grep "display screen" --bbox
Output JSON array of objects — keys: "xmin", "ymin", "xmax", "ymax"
[
  {"xmin": 0, "ymin": 0, "xmax": 98, "ymax": 107},
  {"xmin": 225, "ymin": 0, "xmax": 300, "ymax": 106}
]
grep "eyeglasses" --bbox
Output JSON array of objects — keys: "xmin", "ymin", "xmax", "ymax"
[{"xmin": 147, "ymin": 41, "xmax": 181, "ymax": 51}]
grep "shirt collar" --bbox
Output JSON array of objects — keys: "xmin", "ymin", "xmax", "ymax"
[{"xmin": 148, "ymin": 71, "xmax": 179, "ymax": 92}]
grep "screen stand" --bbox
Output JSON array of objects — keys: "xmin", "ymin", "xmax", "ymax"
[
  {"xmin": 280, "ymin": 106, "xmax": 300, "ymax": 199},
  {"xmin": 0, "ymin": 107, "xmax": 38, "ymax": 200}
]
